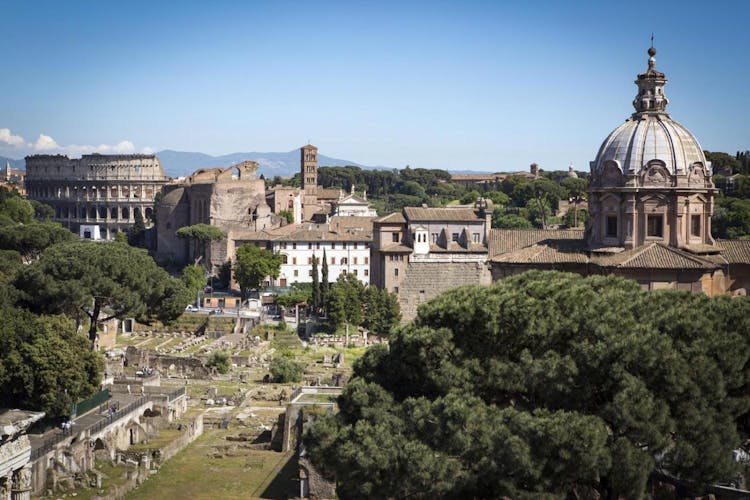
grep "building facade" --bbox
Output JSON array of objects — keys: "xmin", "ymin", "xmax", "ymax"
[
  {"xmin": 371, "ymin": 201, "xmax": 493, "ymax": 320},
  {"xmin": 489, "ymin": 46, "xmax": 750, "ymax": 296},
  {"xmin": 234, "ymin": 216, "xmax": 374, "ymax": 286},
  {"xmin": 25, "ymin": 154, "xmax": 167, "ymax": 240},
  {"xmin": 156, "ymin": 161, "xmax": 281, "ymax": 268}
]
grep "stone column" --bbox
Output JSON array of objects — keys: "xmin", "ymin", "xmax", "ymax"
[{"xmin": 10, "ymin": 465, "xmax": 31, "ymax": 500}]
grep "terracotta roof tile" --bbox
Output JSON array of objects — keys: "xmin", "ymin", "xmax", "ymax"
[
  {"xmin": 375, "ymin": 212, "xmax": 407, "ymax": 223},
  {"xmin": 403, "ymin": 207, "xmax": 482, "ymax": 222},
  {"xmin": 716, "ymin": 239, "xmax": 750, "ymax": 264}
]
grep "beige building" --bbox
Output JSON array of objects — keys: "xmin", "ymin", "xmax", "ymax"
[
  {"xmin": 156, "ymin": 161, "xmax": 282, "ymax": 268},
  {"xmin": 371, "ymin": 200, "xmax": 493, "ymax": 321},
  {"xmin": 25, "ymin": 154, "xmax": 167, "ymax": 240},
  {"xmin": 490, "ymin": 46, "xmax": 750, "ymax": 295}
]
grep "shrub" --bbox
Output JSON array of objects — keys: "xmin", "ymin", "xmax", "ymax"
[
  {"xmin": 270, "ymin": 356, "xmax": 304, "ymax": 383},
  {"xmin": 206, "ymin": 350, "xmax": 231, "ymax": 374}
]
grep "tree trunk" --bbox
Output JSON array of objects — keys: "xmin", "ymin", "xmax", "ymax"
[{"xmin": 88, "ymin": 300, "xmax": 100, "ymax": 343}]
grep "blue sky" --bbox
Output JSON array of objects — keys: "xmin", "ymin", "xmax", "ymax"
[{"xmin": 1, "ymin": 0, "xmax": 749, "ymax": 171}]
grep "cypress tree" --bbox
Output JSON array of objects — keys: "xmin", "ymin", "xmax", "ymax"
[
  {"xmin": 311, "ymin": 253, "xmax": 320, "ymax": 311},
  {"xmin": 320, "ymin": 249, "xmax": 329, "ymax": 314}
]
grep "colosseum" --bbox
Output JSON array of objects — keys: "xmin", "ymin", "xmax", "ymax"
[{"xmin": 25, "ymin": 154, "xmax": 168, "ymax": 240}]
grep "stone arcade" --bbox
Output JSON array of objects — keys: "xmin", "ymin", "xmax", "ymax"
[{"xmin": 24, "ymin": 154, "xmax": 167, "ymax": 240}]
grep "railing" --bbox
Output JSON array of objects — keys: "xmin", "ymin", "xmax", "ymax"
[{"xmin": 30, "ymin": 395, "xmax": 150, "ymax": 461}]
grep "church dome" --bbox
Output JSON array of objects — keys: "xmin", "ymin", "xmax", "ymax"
[{"xmin": 591, "ymin": 47, "xmax": 707, "ymax": 176}]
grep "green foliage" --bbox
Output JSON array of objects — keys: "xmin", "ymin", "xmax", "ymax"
[
  {"xmin": 0, "ymin": 190, "xmax": 34, "ymax": 224},
  {"xmin": 14, "ymin": 241, "xmax": 192, "ymax": 342},
  {"xmin": 524, "ymin": 198, "xmax": 552, "ymax": 228},
  {"xmin": 175, "ymin": 223, "xmax": 226, "ymax": 241},
  {"xmin": 492, "ymin": 210, "xmax": 533, "ymax": 229},
  {"xmin": 217, "ymin": 260, "xmax": 232, "ymax": 289},
  {"xmin": 713, "ymin": 197, "xmax": 750, "ymax": 239},
  {"xmin": 706, "ymin": 150, "xmax": 742, "ymax": 176},
  {"xmin": 276, "ymin": 283, "xmax": 312, "ymax": 308},
  {"xmin": 325, "ymin": 273, "xmax": 365, "ymax": 333},
  {"xmin": 114, "ymin": 231, "xmax": 128, "ymax": 244},
  {"xmin": 127, "ymin": 209, "xmax": 147, "ymax": 248},
  {"xmin": 484, "ymin": 190, "xmax": 509, "ymax": 205},
  {"xmin": 563, "ymin": 208, "xmax": 589, "ymax": 228},
  {"xmin": 0, "ymin": 307, "xmax": 103, "ymax": 417},
  {"xmin": 0, "ymin": 220, "xmax": 75, "ymax": 262},
  {"xmin": 278, "ymin": 210, "xmax": 294, "ymax": 224},
  {"xmin": 206, "ymin": 350, "xmax": 231, "ymax": 374},
  {"xmin": 30, "ymin": 200, "xmax": 55, "ymax": 221},
  {"xmin": 233, "ymin": 244, "xmax": 282, "ymax": 298},
  {"xmin": 459, "ymin": 190, "xmax": 481, "ymax": 205},
  {"xmin": 320, "ymin": 250, "xmax": 330, "ymax": 312},
  {"xmin": 182, "ymin": 264, "xmax": 205, "ymax": 295},
  {"xmin": 270, "ymin": 356, "xmax": 304, "ymax": 383},
  {"xmin": 311, "ymin": 253, "xmax": 320, "ymax": 310},
  {"xmin": 362, "ymin": 286, "xmax": 401, "ymax": 338},
  {"xmin": 306, "ymin": 271, "xmax": 750, "ymax": 498}
]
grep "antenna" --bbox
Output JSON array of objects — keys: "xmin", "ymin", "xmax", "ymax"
[{"xmin": 650, "ymin": 32, "xmax": 654, "ymax": 47}]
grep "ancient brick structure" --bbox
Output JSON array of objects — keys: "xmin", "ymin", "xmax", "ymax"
[{"xmin": 25, "ymin": 154, "xmax": 167, "ymax": 240}]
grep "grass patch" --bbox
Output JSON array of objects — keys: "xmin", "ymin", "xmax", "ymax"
[{"xmin": 126, "ymin": 431, "xmax": 293, "ymax": 500}]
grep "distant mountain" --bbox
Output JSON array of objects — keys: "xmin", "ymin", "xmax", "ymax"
[
  {"xmin": 0, "ymin": 156, "xmax": 25, "ymax": 170},
  {"xmin": 155, "ymin": 149, "xmax": 391, "ymax": 178}
]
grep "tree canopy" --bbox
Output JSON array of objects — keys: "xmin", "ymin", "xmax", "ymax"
[
  {"xmin": 0, "ymin": 306, "xmax": 103, "ymax": 418},
  {"xmin": 233, "ymin": 244, "xmax": 282, "ymax": 299},
  {"xmin": 14, "ymin": 241, "xmax": 192, "ymax": 342},
  {"xmin": 306, "ymin": 271, "xmax": 750, "ymax": 499}
]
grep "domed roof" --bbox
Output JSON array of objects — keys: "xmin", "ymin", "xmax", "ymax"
[{"xmin": 592, "ymin": 47, "xmax": 707, "ymax": 176}]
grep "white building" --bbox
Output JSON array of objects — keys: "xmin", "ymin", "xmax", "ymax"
[
  {"xmin": 235, "ymin": 216, "xmax": 374, "ymax": 286},
  {"xmin": 332, "ymin": 188, "xmax": 378, "ymax": 217}
]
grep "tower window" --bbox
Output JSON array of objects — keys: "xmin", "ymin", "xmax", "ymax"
[
  {"xmin": 647, "ymin": 215, "xmax": 664, "ymax": 238},
  {"xmin": 605, "ymin": 215, "xmax": 618, "ymax": 238},
  {"xmin": 691, "ymin": 214, "xmax": 701, "ymax": 237}
]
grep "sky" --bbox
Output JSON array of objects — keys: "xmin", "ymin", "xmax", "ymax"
[{"xmin": 1, "ymin": 0, "xmax": 749, "ymax": 171}]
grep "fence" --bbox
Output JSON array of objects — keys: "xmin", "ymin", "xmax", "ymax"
[
  {"xmin": 30, "ymin": 395, "xmax": 150, "ymax": 461},
  {"xmin": 72, "ymin": 389, "xmax": 111, "ymax": 417}
]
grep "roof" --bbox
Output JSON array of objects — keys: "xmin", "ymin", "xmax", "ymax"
[
  {"xmin": 489, "ymin": 229, "xmax": 721, "ymax": 270},
  {"xmin": 488, "ymin": 228, "xmax": 585, "ymax": 257},
  {"xmin": 317, "ymin": 188, "xmax": 342, "ymax": 200},
  {"xmin": 403, "ymin": 207, "xmax": 482, "ymax": 222},
  {"xmin": 375, "ymin": 212, "xmax": 406, "ymax": 224},
  {"xmin": 715, "ymin": 239, "xmax": 750, "ymax": 264},
  {"xmin": 378, "ymin": 244, "xmax": 413, "ymax": 253},
  {"xmin": 236, "ymin": 216, "xmax": 374, "ymax": 243}
]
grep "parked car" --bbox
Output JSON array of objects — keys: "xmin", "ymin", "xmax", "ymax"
[{"xmin": 185, "ymin": 305, "xmax": 198, "ymax": 312}]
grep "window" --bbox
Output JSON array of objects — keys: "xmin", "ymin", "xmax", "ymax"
[
  {"xmin": 292, "ymin": 242, "xmax": 297, "ymax": 249},
  {"xmin": 353, "ymin": 257, "xmax": 358, "ymax": 265},
  {"xmin": 308, "ymin": 257, "xmax": 312, "ymax": 265},
  {"xmin": 308, "ymin": 243, "xmax": 312, "ymax": 249},
  {"xmin": 606, "ymin": 215, "xmax": 618, "ymax": 238},
  {"xmin": 353, "ymin": 269, "xmax": 358, "ymax": 276},
  {"xmin": 647, "ymin": 215, "xmax": 664, "ymax": 237},
  {"xmin": 364, "ymin": 257, "xmax": 369, "ymax": 265},
  {"xmin": 364, "ymin": 269, "xmax": 369, "ymax": 276},
  {"xmin": 308, "ymin": 270, "xmax": 312, "ymax": 276},
  {"xmin": 294, "ymin": 270, "xmax": 298, "ymax": 277},
  {"xmin": 691, "ymin": 214, "xmax": 701, "ymax": 237},
  {"xmin": 280, "ymin": 242, "xmax": 287, "ymax": 249},
  {"xmin": 331, "ymin": 257, "xmax": 336, "ymax": 264},
  {"xmin": 394, "ymin": 287, "xmax": 399, "ymax": 294},
  {"xmin": 316, "ymin": 242, "xmax": 320, "ymax": 249},
  {"xmin": 292, "ymin": 257, "xmax": 297, "ymax": 265},
  {"xmin": 281, "ymin": 254, "xmax": 288, "ymax": 264},
  {"xmin": 342, "ymin": 242, "xmax": 347, "ymax": 249},
  {"xmin": 364, "ymin": 242, "xmax": 369, "ymax": 249},
  {"xmin": 392, "ymin": 233, "xmax": 399, "ymax": 243},
  {"xmin": 472, "ymin": 233, "xmax": 480, "ymax": 243},
  {"xmin": 353, "ymin": 243, "xmax": 358, "ymax": 249},
  {"xmin": 341, "ymin": 257, "xmax": 348, "ymax": 265},
  {"xmin": 394, "ymin": 268, "xmax": 399, "ymax": 276},
  {"xmin": 451, "ymin": 233, "xmax": 459, "ymax": 242},
  {"xmin": 431, "ymin": 233, "xmax": 438, "ymax": 243},
  {"xmin": 331, "ymin": 243, "xmax": 336, "ymax": 249}
]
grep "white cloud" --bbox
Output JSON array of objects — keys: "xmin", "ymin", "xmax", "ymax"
[
  {"xmin": 0, "ymin": 128, "xmax": 27, "ymax": 147},
  {"xmin": 0, "ymin": 127, "xmax": 148, "ymax": 157},
  {"xmin": 34, "ymin": 134, "xmax": 60, "ymax": 150}
]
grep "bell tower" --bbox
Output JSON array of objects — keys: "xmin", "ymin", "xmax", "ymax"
[{"xmin": 301, "ymin": 144, "xmax": 318, "ymax": 195}]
